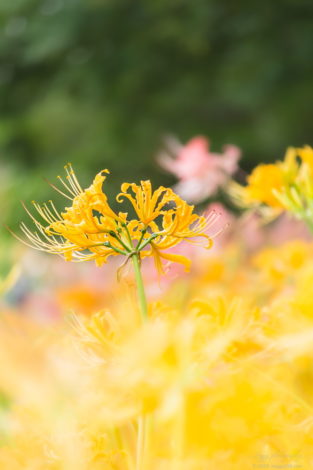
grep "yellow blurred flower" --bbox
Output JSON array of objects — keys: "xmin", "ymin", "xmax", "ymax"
[
  {"xmin": 253, "ymin": 240, "xmax": 313, "ymax": 285},
  {"xmin": 297, "ymin": 145, "xmax": 313, "ymax": 169},
  {"xmin": 56, "ymin": 284, "xmax": 105, "ymax": 316},
  {"xmin": 231, "ymin": 146, "xmax": 313, "ymax": 230},
  {"xmin": 244, "ymin": 164, "xmax": 286, "ymax": 208},
  {"xmin": 1, "ymin": 260, "xmax": 313, "ymax": 468}
]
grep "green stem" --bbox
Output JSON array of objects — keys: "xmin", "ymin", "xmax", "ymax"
[
  {"xmin": 122, "ymin": 223, "xmax": 134, "ymax": 247},
  {"xmin": 109, "ymin": 231, "xmax": 131, "ymax": 252},
  {"xmin": 137, "ymin": 232, "xmax": 159, "ymax": 251},
  {"xmin": 123, "ymin": 224, "xmax": 149, "ymax": 469},
  {"xmin": 131, "ymin": 253, "xmax": 148, "ymax": 320},
  {"xmin": 131, "ymin": 252, "xmax": 148, "ymax": 470},
  {"xmin": 103, "ymin": 242, "xmax": 127, "ymax": 256},
  {"xmin": 136, "ymin": 227, "xmax": 147, "ymax": 250}
]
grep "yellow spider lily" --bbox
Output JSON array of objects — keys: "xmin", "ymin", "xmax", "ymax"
[
  {"xmin": 15, "ymin": 165, "xmax": 218, "ymax": 273},
  {"xmin": 117, "ymin": 180, "xmax": 174, "ymax": 225},
  {"xmin": 117, "ymin": 180, "xmax": 219, "ymax": 273}
]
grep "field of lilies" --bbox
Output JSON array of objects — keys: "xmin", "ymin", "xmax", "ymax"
[{"xmin": 1, "ymin": 138, "xmax": 313, "ymax": 469}]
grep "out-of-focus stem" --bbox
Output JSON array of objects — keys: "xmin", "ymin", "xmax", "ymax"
[{"xmin": 136, "ymin": 415, "xmax": 145, "ymax": 470}]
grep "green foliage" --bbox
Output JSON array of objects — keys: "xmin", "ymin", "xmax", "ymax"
[{"xmin": 0, "ymin": 0, "xmax": 313, "ymax": 226}]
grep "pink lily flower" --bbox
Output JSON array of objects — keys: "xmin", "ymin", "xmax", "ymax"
[{"xmin": 158, "ymin": 135, "xmax": 241, "ymax": 203}]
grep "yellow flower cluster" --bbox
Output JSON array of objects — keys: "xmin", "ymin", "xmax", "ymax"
[
  {"xmin": 231, "ymin": 146, "xmax": 313, "ymax": 226},
  {"xmin": 1, "ymin": 238, "xmax": 313, "ymax": 469},
  {"xmin": 16, "ymin": 165, "xmax": 218, "ymax": 273}
]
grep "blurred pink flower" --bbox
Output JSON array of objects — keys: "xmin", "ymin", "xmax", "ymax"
[{"xmin": 157, "ymin": 135, "xmax": 241, "ymax": 203}]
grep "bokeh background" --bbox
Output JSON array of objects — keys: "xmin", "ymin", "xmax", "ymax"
[
  {"xmin": 1, "ymin": 0, "xmax": 313, "ymax": 229},
  {"xmin": 2, "ymin": 3, "xmax": 313, "ymax": 463}
]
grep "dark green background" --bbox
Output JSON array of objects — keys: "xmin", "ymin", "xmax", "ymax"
[{"xmin": 1, "ymin": 0, "xmax": 313, "ymax": 222}]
